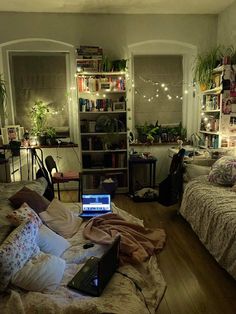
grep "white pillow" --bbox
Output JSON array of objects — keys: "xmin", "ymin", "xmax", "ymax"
[
  {"xmin": 183, "ymin": 164, "xmax": 211, "ymax": 182},
  {"xmin": 39, "ymin": 199, "xmax": 82, "ymax": 238},
  {"xmin": 11, "ymin": 252, "xmax": 65, "ymax": 292},
  {"xmin": 37, "ymin": 224, "xmax": 70, "ymax": 257}
]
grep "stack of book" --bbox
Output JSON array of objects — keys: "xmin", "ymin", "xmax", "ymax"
[{"xmin": 76, "ymin": 45, "xmax": 103, "ymax": 72}]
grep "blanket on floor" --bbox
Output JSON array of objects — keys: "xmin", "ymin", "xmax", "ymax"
[{"xmin": 83, "ymin": 213, "xmax": 166, "ymax": 265}]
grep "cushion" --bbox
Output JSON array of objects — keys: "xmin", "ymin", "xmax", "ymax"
[
  {"xmin": 37, "ymin": 224, "xmax": 70, "ymax": 257},
  {"xmin": 0, "ymin": 225, "xmax": 15, "ymax": 245},
  {"xmin": 183, "ymin": 164, "xmax": 211, "ymax": 183},
  {"xmin": 6, "ymin": 202, "xmax": 42, "ymax": 228},
  {"xmin": 11, "ymin": 252, "xmax": 65, "ymax": 292},
  {"xmin": 9, "ymin": 186, "xmax": 50, "ymax": 213},
  {"xmin": 39, "ymin": 198, "xmax": 82, "ymax": 238},
  {"xmin": 208, "ymin": 156, "xmax": 236, "ymax": 186},
  {"xmin": 0, "ymin": 220, "xmax": 40, "ymax": 291}
]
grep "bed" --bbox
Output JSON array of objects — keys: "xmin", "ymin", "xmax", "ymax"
[
  {"xmin": 0, "ymin": 179, "xmax": 166, "ymax": 314},
  {"xmin": 180, "ymin": 175, "xmax": 236, "ymax": 280}
]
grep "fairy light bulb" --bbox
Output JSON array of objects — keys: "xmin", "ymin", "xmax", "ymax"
[
  {"xmin": 204, "ymin": 117, "xmax": 208, "ymax": 121},
  {"xmin": 184, "ymin": 90, "xmax": 188, "ymax": 94},
  {"xmin": 164, "ymin": 87, "xmax": 168, "ymax": 91},
  {"xmin": 161, "ymin": 83, "xmax": 165, "ymax": 87},
  {"xmin": 156, "ymin": 94, "xmax": 159, "ymax": 97}
]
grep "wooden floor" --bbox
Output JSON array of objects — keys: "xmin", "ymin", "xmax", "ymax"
[{"xmin": 60, "ymin": 191, "xmax": 236, "ymax": 314}]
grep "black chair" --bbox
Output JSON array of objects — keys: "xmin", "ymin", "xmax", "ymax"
[
  {"xmin": 158, "ymin": 148, "xmax": 185, "ymax": 206},
  {"xmin": 45, "ymin": 155, "xmax": 81, "ymax": 201}
]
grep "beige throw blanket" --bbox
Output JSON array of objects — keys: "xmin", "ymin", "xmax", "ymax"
[{"xmin": 83, "ymin": 213, "xmax": 166, "ymax": 265}]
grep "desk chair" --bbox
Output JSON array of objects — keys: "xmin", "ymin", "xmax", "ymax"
[{"xmin": 45, "ymin": 155, "xmax": 81, "ymax": 201}]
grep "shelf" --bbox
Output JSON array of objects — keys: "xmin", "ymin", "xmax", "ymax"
[
  {"xmin": 82, "ymin": 149, "xmax": 127, "ymax": 153},
  {"xmin": 80, "ymin": 110, "xmax": 126, "ymax": 114},
  {"xmin": 201, "ymin": 109, "xmax": 220, "ymax": 113},
  {"xmin": 81, "ymin": 132, "xmax": 127, "ymax": 136},
  {"xmin": 202, "ymin": 87, "xmax": 222, "ymax": 95},
  {"xmin": 79, "ymin": 90, "xmax": 126, "ymax": 94},
  {"xmin": 83, "ymin": 167, "xmax": 128, "ymax": 172},
  {"xmin": 77, "ymin": 71, "xmax": 126, "ymax": 76},
  {"xmin": 199, "ymin": 130, "xmax": 219, "ymax": 135}
]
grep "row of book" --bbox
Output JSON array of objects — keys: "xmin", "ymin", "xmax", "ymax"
[{"xmin": 77, "ymin": 46, "xmax": 103, "ymax": 72}]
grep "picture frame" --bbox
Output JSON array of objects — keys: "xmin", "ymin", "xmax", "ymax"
[
  {"xmin": 1, "ymin": 125, "xmax": 21, "ymax": 144},
  {"xmin": 112, "ymin": 102, "xmax": 126, "ymax": 111},
  {"xmin": 99, "ymin": 81, "xmax": 111, "ymax": 91}
]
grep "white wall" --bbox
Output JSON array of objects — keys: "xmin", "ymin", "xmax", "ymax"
[
  {"xmin": 217, "ymin": 1, "xmax": 236, "ymax": 46},
  {"xmin": 0, "ymin": 13, "xmax": 217, "ymax": 54}
]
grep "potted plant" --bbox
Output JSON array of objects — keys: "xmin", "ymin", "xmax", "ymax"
[
  {"xmin": 193, "ymin": 46, "xmax": 221, "ymax": 90},
  {"xmin": 135, "ymin": 122, "xmax": 159, "ymax": 144},
  {"xmin": 45, "ymin": 127, "xmax": 57, "ymax": 145},
  {"xmin": 30, "ymin": 100, "xmax": 49, "ymax": 145}
]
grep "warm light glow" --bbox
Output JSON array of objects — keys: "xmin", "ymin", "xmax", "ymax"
[
  {"xmin": 161, "ymin": 83, "xmax": 165, "ymax": 87},
  {"xmin": 164, "ymin": 87, "xmax": 168, "ymax": 91}
]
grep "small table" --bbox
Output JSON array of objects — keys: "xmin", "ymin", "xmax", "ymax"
[{"xmin": 129, "ymin": 156, "xmax": 157, "ymax": 194}]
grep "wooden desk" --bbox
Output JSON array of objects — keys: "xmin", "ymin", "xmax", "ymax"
[{"xmin": 129, "ymin": 156, "xmax": 157, "ymax": 194}]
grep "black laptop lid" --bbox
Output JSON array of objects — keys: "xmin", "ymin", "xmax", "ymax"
[
  {"xmin": 98, "ymin": 235, "xmax": 120, "ymax": 293},
  {"xmin": 82, "ymin": 194, "xmax": 111, "ymax": 213}
]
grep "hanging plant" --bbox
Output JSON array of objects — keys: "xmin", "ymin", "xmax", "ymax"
[{"xmin": 193, "ymin": 46, "xmax": 221, "ymax": 90}]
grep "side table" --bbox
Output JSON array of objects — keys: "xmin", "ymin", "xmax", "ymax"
[{"xmin": 129, "ymin": 156, "xmax": 157, "ymax": 194}]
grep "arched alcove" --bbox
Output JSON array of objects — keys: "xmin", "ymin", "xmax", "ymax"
[
  {"xmin": 0, "ymin": 38, "xmax": 79, "ymax": 143},
  {"xmin": 127, "ymin": 39, "xmax": 198, "ymax": 138}
]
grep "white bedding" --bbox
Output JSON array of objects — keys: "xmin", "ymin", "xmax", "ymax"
[
  {"xmin": 180, "ymin": 175, "xmax": 236, "ymax": 279},
  {"xmin": 0, "ymin": 198, "xmax": 166, "ymax": 314}
]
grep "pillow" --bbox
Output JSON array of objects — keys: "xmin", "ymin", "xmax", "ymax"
[
  {"xmin": 183, "ymin": 164, "xmax": 211, "ymax": 183},
  {"xmin": 37, "ymin": 225, "xmax": 70, "ymax": 257},
  {"xmin": 208, "ymin": 156, "xmax": 236, "ymax": 186},
  {"xmin": 11, "ymin": 252, "xmax": 65, "ymax": 292},
  {"xmin": 9, "ymin": 186, "xmax": 50, "ymax": 213},
  {"xmin": 0, "ymin": 220, "xmax": 40, "ymax": 291},
  {"xmin": 6, "ymin": 202, "xmax": 42, "ymax": 228},
  {"xmin": 0, "ymin": 225, "xmax": 15, "ymax": 245},
  {"xmin": 39, "ymin": 199, "xmax": 82, "ymax": 238}
]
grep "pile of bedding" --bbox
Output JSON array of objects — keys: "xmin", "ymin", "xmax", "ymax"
[{"xmin": 0, "ymin": 179, "xmax": 166, "ymax": 314}]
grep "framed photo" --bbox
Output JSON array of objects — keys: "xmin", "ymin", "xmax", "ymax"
[
  {"xmin": 1, "ymin": 125, "xmax": 21, "ymax": 144},
  {"xmin": 113, "ymin": 102, "xmax": 126, "ymax": 111},
  {"xmin": 99, "ymin": 81, "xmax": 111, "ymax": 91}
]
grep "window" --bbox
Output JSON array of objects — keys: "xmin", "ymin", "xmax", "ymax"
[
  {"xmin": 9, "ymin": 52, "xmax": 69, "ymax": 133},
  {"xmin": 134, "ymin": 55, "xmax": 183, "ymax": 126}
]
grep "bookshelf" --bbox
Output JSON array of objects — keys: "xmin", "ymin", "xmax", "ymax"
[
  {"xmin": 199, "ymin": 64, "xmax": 236, "ymax": 148},
  {"xmin": 77, "ymin": 70, "xmax": 128, "ymax": 193}
]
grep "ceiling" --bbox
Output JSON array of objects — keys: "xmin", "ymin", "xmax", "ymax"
[{"xmin": 0, "ymin": 0, "xmax": 234, "ymax": 14}]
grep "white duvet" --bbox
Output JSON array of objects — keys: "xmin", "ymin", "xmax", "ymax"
[{"xmin": 0, "ymin": 202, "xmax": 166, "ymax": 314}]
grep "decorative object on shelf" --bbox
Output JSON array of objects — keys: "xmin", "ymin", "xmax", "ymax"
[{"xmin": 112, "ymin": 59, "xmax": 127, "ymax": 71}]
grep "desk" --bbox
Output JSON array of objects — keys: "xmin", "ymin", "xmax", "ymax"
[{"xmin": 129, "ymin": 157, "xmax": 157, "ymax": 194}]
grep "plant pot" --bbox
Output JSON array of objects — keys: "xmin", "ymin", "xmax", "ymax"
[
  {"xmin": 37, "ymin": 135, "xmax": 47, "ymax": 146},
  {"xmin": 200, "ymin": 84, "xmax": 207, "ymax": 91}
]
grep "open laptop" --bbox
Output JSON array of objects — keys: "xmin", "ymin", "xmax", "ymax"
[
  {"xmin": 67, "ymin": 236, "xmax": 120, "ymax": 296},
  {"xmin": 79, "ymin": 194, "xmax": 112, "ymax": 219}
]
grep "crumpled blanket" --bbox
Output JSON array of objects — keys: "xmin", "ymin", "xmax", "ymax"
[{"xmin": 83, "ymin": 213, "xmax": 166, "ymax": 265}]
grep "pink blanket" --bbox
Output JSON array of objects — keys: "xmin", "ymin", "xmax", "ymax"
[{"xmin": 83, "ymin": 213, "xmax": 166, "ymax": 265}]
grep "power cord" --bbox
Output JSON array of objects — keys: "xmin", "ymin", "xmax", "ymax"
[{"xmin": 115, "ymin": 270, "xmax": 151, "ymax": 314}]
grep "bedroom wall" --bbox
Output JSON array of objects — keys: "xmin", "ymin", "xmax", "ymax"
[
  {"xmin": 217, "ymin": 1, "xmax": 236, "ymax": 46},
  {"xmin": 0, "ymin": 12, "xmax": 217, "ymax": 55}
]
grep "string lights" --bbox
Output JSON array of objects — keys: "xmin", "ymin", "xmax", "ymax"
[{"xmin": 133, "ymin": 74, "xmax": 194, "ymax": 102}]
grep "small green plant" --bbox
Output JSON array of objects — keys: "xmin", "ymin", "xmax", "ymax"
[
  {"xmin": 30, "ymin": 100, "xmax": 49, "ymax": 136},
  {"xmin": 46, "ymin": 127, "xmax": 56, "ymax": 138},
  {"xmin": 136, "ymin": 122, "xmax": 159, "ymax": 143},
  {"xmin": 193, "ymin": 46, "xmax": 221, "ymax": 90}
]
